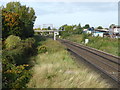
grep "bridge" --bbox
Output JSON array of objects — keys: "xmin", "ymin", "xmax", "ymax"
[
  {"xmin": 34, "ymin": 30, "xmax": 64, "ymax": 40},
  {"xmin": 34, "ymin": 30, "xmax": 63, "ymax": 32}
]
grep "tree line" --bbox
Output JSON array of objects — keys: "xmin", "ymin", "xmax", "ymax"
[{"xmin": 58, "ymin": 23, "xmax": 116, "ymax": 37}]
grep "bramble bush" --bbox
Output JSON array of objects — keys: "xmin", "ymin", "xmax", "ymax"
[
  {"xmin": 2, "ymin": 58, "xmax": 32, "ymax": 88},
  {"xmin": 2, "ymin": 35, "xmax": 36, "ymax": 88}
]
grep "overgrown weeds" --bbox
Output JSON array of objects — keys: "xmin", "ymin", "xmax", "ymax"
[{"xmin": 27, "ymin": 39, "xmax": 111, "ymax": 88}]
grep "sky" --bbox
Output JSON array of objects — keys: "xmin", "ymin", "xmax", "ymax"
[{"xmin": 0, "ymin": 0, "xmax": 118, "ymax": 29}]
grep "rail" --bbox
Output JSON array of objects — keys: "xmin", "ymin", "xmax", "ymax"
[{"xmin": 58, "ymin": 39, "xmax": 120, "ymax": 85}]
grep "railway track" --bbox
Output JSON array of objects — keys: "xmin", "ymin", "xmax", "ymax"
[{"xmin": 58, "ymin": 39, "xmax": 120, "ymax": 86}]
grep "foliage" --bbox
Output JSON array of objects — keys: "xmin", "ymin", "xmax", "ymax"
[
  {"xmin": 34, "ymin": 28, "xmax": 41, "ymax": 30},
  {"xmin": 109, "ymin": 24, "xmax": 116, "ymax": 28},
  {"xmin": 2, "ymin": 58, "xmax": 32, "ymax": 88},
  {"xmin": 3, "ymin": 37, "xmax": 35, "ymax": 65},
  {"xmin": 59, "ymin": 24, "xmax": 83, "ymax": 37},
  {"xmin": 42, "ymin": 28, "xmax": 48, "ymax": 30},
  {"xmin": 2, "ymin": 2, "xmax": 36, "ymax": 39},
  {"xmin": 73, "ymin": 24, "xmax": 83, "ymax": 34},
  {"xmin": 37, "ymin": 45, "xmax": 47, "ymax": 53},
  {"xmin": 2, "ymin": 10, "xmax": 24, "ymax": 39},
  {"xmin": 25, "ymin": 38, "xmax": 35, "ymax": 48},
  {"xmin": 48, "ymin": 26, "xmax": 51, "ymax": 30},
  {"xmin": 83, "ymin": 24, "xmax": 90, "ymax": 29},
  {"xmin": 5, "ymin": 35, "xmax": 21, "ymax": 49},
  {"xmin": 2, "ymin": 36, "xmax": 36, "ymax": 88},
  {"xmin": 97, "ymin": 26, "xmax": 103, "ymax": 29}
]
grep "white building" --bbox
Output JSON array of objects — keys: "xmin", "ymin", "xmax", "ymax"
[
  {"xmin": 83, "ymin": 28, "xmax": 94, "ymax": 34},
  {"xmin": 92, "ymin": 32, "xmax": 104, "ymax": 37},
  {"xmin": 109, "ymin": 26, "xmax": 120, "ymax": 34},
  {"xmin": 109, "ymin": 26, "xmax": 120, "ymax": 38}
]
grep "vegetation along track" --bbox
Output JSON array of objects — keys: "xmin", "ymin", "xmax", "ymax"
[{"xmin": 58, "ymin": 39, "xmax": 120, "ymax": 86}]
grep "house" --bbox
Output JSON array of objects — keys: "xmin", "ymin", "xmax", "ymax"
[
  {"xmin": 109, "ymin": 26, "xmax": 120, "ymax": 38},
  {"xmin": 83, "ymin": 27, "xmax": 94, "ymax": 34},
  {"xmin": 109, "ymin": 26, "xmax": 120, "ymax": 34},
  {"xmin": 83, "ymin": 27, "xmax": 108, "ymax": 37},
  {"xmin": 92, "ymin": 31, "xmax": 104, "ymax": 37}
]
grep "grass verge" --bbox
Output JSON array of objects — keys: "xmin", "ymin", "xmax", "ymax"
[
  {"xmin": 27, "ymin": 38, "xmax": 112, "ymax": 88},
  {"xmin": 62, "ymin": 34, "xmax": 119, "ymax": 56}
]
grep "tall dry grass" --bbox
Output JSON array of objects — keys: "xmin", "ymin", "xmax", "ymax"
[{"xmin": 27, "ymin": 39, "xmax": 112, "ymax": 88}]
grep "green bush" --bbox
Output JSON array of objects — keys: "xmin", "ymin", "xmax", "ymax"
[
  {"xmin": 5, "ymin": 35, "xmax": 21, "ymax": 49},
  {"xmin": 3, "ymin": 37, "xmax": 36, "ymax": 65},
  {"xmin": 2, "ymin": 37, "xmax": 36, "ymax": 88},
  {"xmin": 2, "ymin": 58, "xmax": 32, "ymax": 88},
  {"xmin": 3, "ymin": 46, "xmax": 26, "ymax": 64},
  {"xmin": 25, "ymin": 38, "xmax": 35, "ymax": 46},
  {"xmin": 37, "ymin": 45, "xmax": 47, "ymax": 53}
]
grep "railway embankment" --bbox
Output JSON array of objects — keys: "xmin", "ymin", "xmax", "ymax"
[{"xmin": 27, "ymin": 38, "xmax": 112, "ymax": 88}]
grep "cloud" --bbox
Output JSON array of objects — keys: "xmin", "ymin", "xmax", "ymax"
[
  {"xmin": 33, "ymin": 2, "xmax": 117, "ymax": 16},
  {"xmin": 0, "ymin": 0, "xmax": 119, "ymax": 2},
  {"xmin": 1, "ymin": 1, "xmax": 117, "ymax": 15}
]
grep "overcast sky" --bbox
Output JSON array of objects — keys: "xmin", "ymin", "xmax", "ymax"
[{"xmin": 1, "ymin": 0, "xmax": 118, "ymax": 28}]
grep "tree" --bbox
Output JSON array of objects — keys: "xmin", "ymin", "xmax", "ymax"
[
  {"xmin": 48, "ymin": 26, "xmax": 51, "ymax": 30},
  {"xmin": 74, "ymin": 23, "xmax": 83, "ymax": 34},
  {"xmin": 109, "ymin": 24, "xmax": 116, "ymax": 28},
  {"xmin": 97, "ymin": 26, "xmax": 103, "ymax": 29},
  {"xmin": 59, "ymin": 24, "xmax": 67, "ymax": 30},
  {"xmin": 83, "ymin": 24, "xmax": 90, "ymax": 29},
  {"xmin": 2, "ymin": 2, "xmax": 36, "ymax": 38},
  {"xmin": 78, "ymin": 23, "xmax": 82, "ymax": 29},
  {"xmin": 2, "ymin": 10, "xmax": 24, "ymax": 39}
]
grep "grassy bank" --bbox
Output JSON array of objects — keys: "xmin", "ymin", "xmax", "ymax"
[
  {"xmin": 27, "ymin": 38, "xmax": 111, "ymax": 88},
  {"xmin": 61, "ymin": 34, "xmax": 119, "ymax": 56}
]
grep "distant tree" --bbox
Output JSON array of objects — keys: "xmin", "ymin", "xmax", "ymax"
[
  {"xmin": 37, "ymin": 28, "xmax": 41, "ymax": 30},
  {"xmin": 74, "ymin": 23, "xmax": 83, "ymax": 34},
  {"xmin": 97, "ymin": 26, "xmax": 103, "ymax": 29},
  {"xmin": 59, "ymin": 24, "xmax": 67, "ymax": 30},
  {"xmin": 48, "ymin": 26, "xmax": 51, "ymax": 30},
  {"xmin": 109, "ymin": 24, "xmax": 116, "ymax": 28},
  {"xmin": 83, "ymin": 24, "xmax": 90, "ymax": 29},
  {"xmin": 78, "ymin": 23, "xmax": 82, "ymax": 29},
  {"xmin": 42, "ymin": 28, "xmax": 48, "ymax": 30},
  {"xmin": 59, "ymin": 24, "xmax": 73, "ymax": 37}
]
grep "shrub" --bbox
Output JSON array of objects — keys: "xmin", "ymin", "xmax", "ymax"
[
  {"xmin": 5, "ymin": 35, "xmax": 21, "ymax": 49},
  {"xmin": 2, "ymin": 47, "xmax": 25, "ymax": 65},
  {"xmin": 3, "ymin": 37, "xmax": 36, "ymax": 65},
  {"xmin": 2, "ymin": 58, "xmax": 32, "ymax": 88},
  {"xmin": 2, "ymin": 37, "xmax": 36, "ymax": 88},
  {"xmin": 25, "ymin": 38, "xmax": 35, "ymax": 46},
  {"xmin": 37, "ymin": 45, "xmax": 47, "ymax": 53}
]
